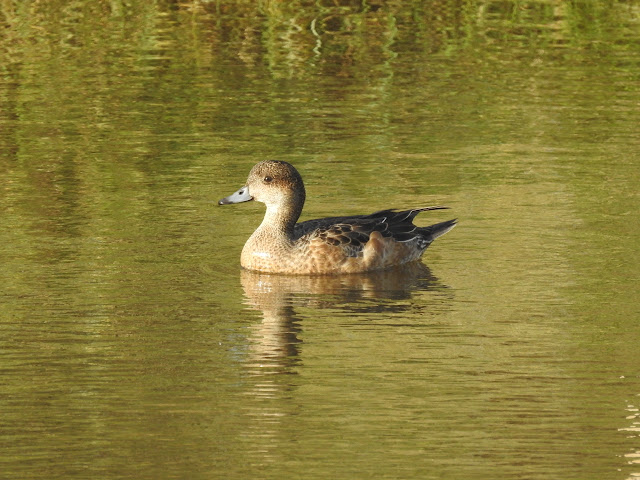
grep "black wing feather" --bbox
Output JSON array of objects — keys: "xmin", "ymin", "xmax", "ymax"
[{"xmin": 294, "ymin": 206, "xmax": 453, "ymax": 251}]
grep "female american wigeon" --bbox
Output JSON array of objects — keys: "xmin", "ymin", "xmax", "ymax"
[{"xmin": 219, "ymin": 160, "xmax": 456, "ymax": 274}]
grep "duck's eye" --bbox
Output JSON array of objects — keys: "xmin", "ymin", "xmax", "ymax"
[{"xmin": 263, "ymin": 176, "xmax": 273, "ymax": 183}]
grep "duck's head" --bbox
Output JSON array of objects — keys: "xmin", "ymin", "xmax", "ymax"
[{"xmin": 219, "ymin": 160, "xmax": 306, "ymax": 210}]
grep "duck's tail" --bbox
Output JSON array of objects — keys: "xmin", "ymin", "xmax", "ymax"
[{"xmin": 420, "ymin": 218, "xmax": 457, "ymax": 242}]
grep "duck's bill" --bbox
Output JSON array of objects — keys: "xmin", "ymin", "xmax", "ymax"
[{"xmin": 218, "ymin": 186, "xmax": 253, "ymax": 205}]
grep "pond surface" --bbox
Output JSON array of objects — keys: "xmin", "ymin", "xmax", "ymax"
[{"xmin": 1, "ymin": 1, "xmax": 640, "ymax": 479}]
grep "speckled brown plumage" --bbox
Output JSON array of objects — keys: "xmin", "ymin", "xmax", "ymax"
[{"xmin": 219, "ymin": 160, "xmax": 456, "ymax": 274}]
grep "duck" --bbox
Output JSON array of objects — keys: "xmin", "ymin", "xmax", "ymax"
[{"xmin": 218, "ymin": 160, "xmax": 456, "ymax": 274}]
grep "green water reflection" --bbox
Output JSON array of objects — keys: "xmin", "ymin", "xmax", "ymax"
[{"xmin": 1, "ymin": 1, "xmax": 639, "ymax": 479}]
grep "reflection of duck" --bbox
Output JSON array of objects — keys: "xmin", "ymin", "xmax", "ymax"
[
  {"xmin": 240, "ymin": 263, "xmax": 450, "ymax": 396},
  {"xmin": 219, "ymin": 160, "xmax": 456, "ymax": 274},
  {"xmin": 241, "ymin": 263, "xmax": 449, "ymax": 378},
  {"xmin": 241, "ymin": 262, "xmax": 445, "ymax": 326}
]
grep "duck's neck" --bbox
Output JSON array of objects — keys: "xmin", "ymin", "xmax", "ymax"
[
  {"xmin": 242, "ymin": 197, "xmax": 303, "ymax": 270},
  {"xmin": 259, "ymin": 196, "xmax": 303, "ymax": 239},
  {"xmin": 240, "ymin": 185, "xmax": 306, "ymax": 272}
]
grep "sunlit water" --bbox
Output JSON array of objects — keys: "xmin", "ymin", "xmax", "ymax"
[{"xmin": 1, "ymin": 2, "xmax": 640, "ymax": 479}]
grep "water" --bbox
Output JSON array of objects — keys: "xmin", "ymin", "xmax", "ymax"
[{"xmin": 1, "ymin": 1, "xmax": 639, "ymax": 479}]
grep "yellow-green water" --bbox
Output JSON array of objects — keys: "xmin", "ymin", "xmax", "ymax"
[{"xmin": 1, "ymin": 2, "xmax": 639, "ymax": 479}]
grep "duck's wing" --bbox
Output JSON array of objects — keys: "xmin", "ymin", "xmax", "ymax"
[
  {"xmin": 295, "ymin": 206, "xmax": 452, "ymax": 256},
  {"xmin": 294, "ymin": 216, "xmax": 381, "ymax": 257},
  {"xmin": 365, "ymin": 207, "xmax": 452, "ymax": 241}
]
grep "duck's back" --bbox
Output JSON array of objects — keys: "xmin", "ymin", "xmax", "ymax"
[
  {"xmin": 295, "ymin": 207, "xmax": 454, "ymax": 243},
  {"xmin": 290, "ymin": 207, "xmax": 456, "ymax": 273}
]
